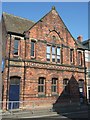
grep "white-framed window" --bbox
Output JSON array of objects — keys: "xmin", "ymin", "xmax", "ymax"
[
  {"xmin": 85, "ymin": 50, "xmax": 90, "ymax": 62},
  {"xmin": 13, "ymin": 38, "xmax": 20, "ymax": 56},
  {"xmin": 70, "ymin": 49, "xmax": 74, "ymax": 64},
  {"xmin": 46, "ymin": 45, "xmax": 51, "ymax": 61},
  {"xmin": 78, "ymin": 51, "xmax": 82, "ymax": 66},
  {"xmin": 57, "ymin": 47, "xmax": 60, "ymax": 63},
  {"xmin": 46, "ymin": 45, "xmax": 61, "ymax": 63},
  {"xmin": 52, "ymin": 46, "xmax": 56, "ymax": 62}
]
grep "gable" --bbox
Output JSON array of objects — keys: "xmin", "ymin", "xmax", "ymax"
[{"xmin": 29, "ymin": 7, "xmax": 76, "ymax": 48}]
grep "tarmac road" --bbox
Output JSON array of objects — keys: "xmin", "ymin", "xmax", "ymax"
[{"xmin": 1, "ymin": 110, "xmax": 88, "ymax": 120}]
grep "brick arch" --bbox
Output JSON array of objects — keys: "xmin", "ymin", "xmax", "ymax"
[
  {"xmin": 36, "ymin": 73, "xmax": 47, "ymax": 79},
  {"xmin": 10, "ymin": 72, "xmax": 22, "ymax": 78},
  {"xmin": 63, "ymin": 78, "xmax": 69, "ymax": 80},
  {"xmin": 48, "ymin": 73, "xmax": 59, "ymax": 80},
  {"xmin": 10, "ymin": 76, "xmax": 21, "ymax": 85},
  {"xmin": 10, "ymin": 76, "xmax": 21, "ymax": 79},
  {"xmin": 48, "ymin": 30, "xmax": 60, "ymax": 38},
  {"xmin": 46, "ymin": 30, "xmax": 62, "ymax": 44},
  {"xmin": 78, "ymin": 79, "xmax": 84, "ymax": 81}
]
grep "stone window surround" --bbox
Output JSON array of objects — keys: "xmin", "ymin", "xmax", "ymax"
[
  {"xmin": 46, "ymin": 44, "xmax": 61, "ymax": 63},
  {"xmin": 13, "ymin": 37, "xmax": 21, "ymax": 57}
]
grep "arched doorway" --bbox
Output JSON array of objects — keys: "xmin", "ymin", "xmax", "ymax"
[{"xmin": 9, "ymin": 76, "xmax": 20, "ymax": 109}]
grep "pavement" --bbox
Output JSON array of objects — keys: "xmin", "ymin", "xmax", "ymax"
[{"xmin": 0, "ymin": 102, "xmax": 89, "ymax": 119}]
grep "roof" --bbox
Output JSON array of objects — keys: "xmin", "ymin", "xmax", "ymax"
[
  {"xmin": 82, "ymin": 39, "xmax": 90, "ymax": 50},
  {"xmin": 2, "ymin": 12, "xmax": 35, "ymax": 34},
  {"xmin": 2, "ymin": 11, "xmax": 87, "ymax": 50},
  {"xmin": 75, "ymin": 40, "xmax": 87, "ymax": 50},
  {"xmin": 82, "ymin": 39, "xmax": 90, "ymax": 45}
]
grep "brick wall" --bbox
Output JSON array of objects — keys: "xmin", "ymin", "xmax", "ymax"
[{"xmin": 2, "ymin": 8, "xmax": 86, "ymax": 110}]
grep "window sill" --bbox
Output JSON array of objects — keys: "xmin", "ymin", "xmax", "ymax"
[
  {"xmin": 13, "ymin": 55, "xmax": 19, "ymax": 58},
  {"xmin": 31, "ymin": 56, "xmax": 35, "ymax": 59},
  {"xmin": 38, "ymin": 94, "xmax": 46, "ymax": 97},
  {"xmin": 51, "ymin": 93, "xmax": 59, "ymax": 97},
  {"xmin": 70, "ymin": 62, "xmax": 74, "ymax": 65},
  {"xmin": 78, "ymin": 65, "xmax": 82, "ymax": 68}
]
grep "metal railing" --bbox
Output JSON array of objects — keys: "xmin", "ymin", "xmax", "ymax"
[{"xmin": 0, "ymin": 100, "xmax": 55, "ymax": 111}]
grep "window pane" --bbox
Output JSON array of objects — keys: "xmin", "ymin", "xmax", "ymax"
[
  {"xmin": 52, "ymin": 46, "xmax": 55, "ymax": 54},
  {"xmin": 52, "ymin": 86, "xmax": 56, "ymax": 92},
  {"xmin": 14, "ymin": 40, "xmax": 19, "ymax": 55},
  {"xmin": 57, "ymin": 56, "xmax": 60, "ymax": 62},
  {"xmin": 78, "ymin": 52, "xmax": 82, "ymax": 65},
  {"xmin": 41, "ymin": 86, "xmax": 44, "ymax": 92},
  {"xmin": 31, "ymin": 41, "xmax": 35, "ymax": 56},
  {"xmin": 31, "ymin": 50, "xmax": 34, "ymax": 56},
  {"xmin": 52, "ymin": 55, "xmax": 55, "ymax": 62},
  {"xmin": 14, "ymin": 40, "xmax": 19, "ymax": 49},
  {"xmin": 47, "ymin": 46, "xmax": 50, "ymax": 53},
  {"xmin": 79, "ymin": 80, "xmax": 84, "ymax": 87},
  {"xmin": 38, "ymin": 78, "xmax": 45, "ymax": 93},
  {"xmin": 54, "ymin": 86, "xmax": 56, "ymax": 92},
  {"xmin": 70, "ymin": 49, "xmax": 74, "ymax": 63},
  {"xmin": 47, "ymin": 54, "xmax": 50, "ymax": 59},
  {"xmin": 41, "ymin": 79, "xmax": 44, "ymax": 84},
  {"xmin": 38, "ymin": 79, "xmax": 40, "ymax": 84},
  {"xmin": 51, "ymin": 86, "xmax": 53, "ymax": 92},
  {"xmin": 63, "ymin": 79, "xmax": 68, "ymax": 85},
  {"xmin": 52, "ymin": 78, "xmax": 57, "ymax": 84},
  {"xmin": 57, "ymin": 47, "xmax": 60, "ymax": 55},
  {"xmin": 38, "ymin": 86, "xmax": 40, "ymax": 92},
  {"xmin": 52, "ymin": 79, "xmax": 57, "ymax": 93},
  {"xmin": 14, "ymin": 49, "xmax": 18, "ymax": 55}
]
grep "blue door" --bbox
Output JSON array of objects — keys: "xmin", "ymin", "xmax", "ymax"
[{"xmin": 9, "ymin": 77, "xmax": 20, "ymax": 109}]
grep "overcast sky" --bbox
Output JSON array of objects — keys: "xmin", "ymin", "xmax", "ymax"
[{"xmin": 2, "ymin": 2, "xmax": 88, "ymax": 41}]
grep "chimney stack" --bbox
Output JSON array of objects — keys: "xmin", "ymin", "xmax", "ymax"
[{"xmin": 77, "ymin": 35, "xmax": 83, "ymax": 42}]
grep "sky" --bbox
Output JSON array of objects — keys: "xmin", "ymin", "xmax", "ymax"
[{"xmin": 2, "ymin": 2, "xmax": 88, "ymax": 41}]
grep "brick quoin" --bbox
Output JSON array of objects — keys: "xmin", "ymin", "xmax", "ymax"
[{"xmin": 2, "ymin": 7, "xmax": 86, "ymax": 110}]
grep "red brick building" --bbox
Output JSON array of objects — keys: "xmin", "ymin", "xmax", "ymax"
[{"xmin": 2, "ymin": 7, "xmax": 86, "ymax": 110}]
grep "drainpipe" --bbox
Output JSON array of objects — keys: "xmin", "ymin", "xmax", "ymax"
[
  {"xmin": 83, "ymin": 50, "xmax": 87, "ymax": 103},
  {"xmin": 6, "ymin": 33, "xmax": 12, "ymax": 110}
]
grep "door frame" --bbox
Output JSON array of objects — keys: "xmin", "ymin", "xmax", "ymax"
[{"xmin": 8, "ymin": 76, "xmax": 20, "ymax": 109}]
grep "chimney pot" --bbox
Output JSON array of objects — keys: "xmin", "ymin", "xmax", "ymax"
[
  {"xmin": 77, "ymin": 35, "xmax": 83, "ymax": 42},
  {"xmin": 52, "ymin": 6, "xmax": 56, "ymax": 10}
]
